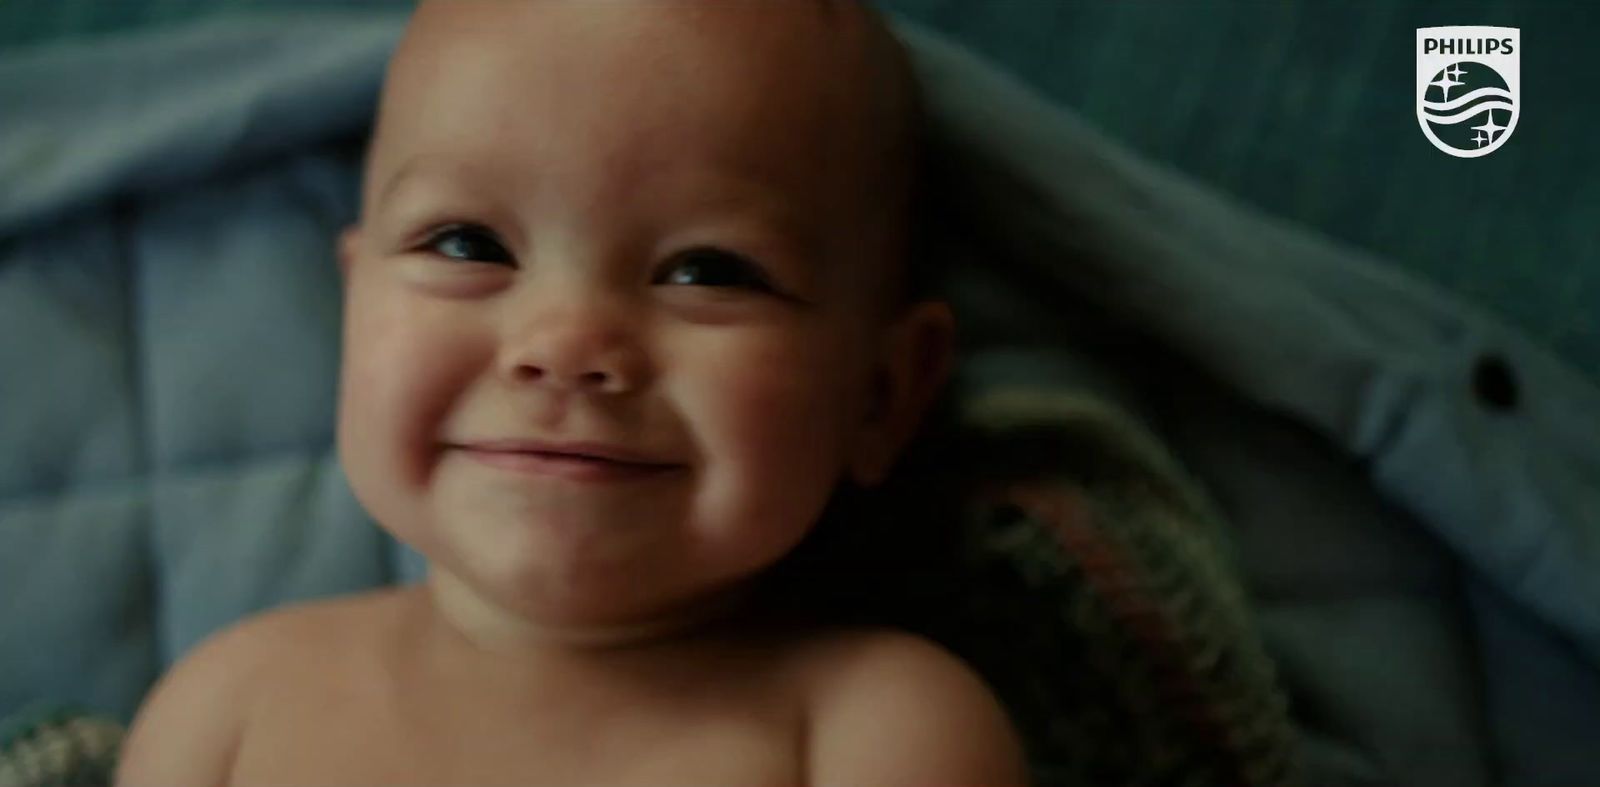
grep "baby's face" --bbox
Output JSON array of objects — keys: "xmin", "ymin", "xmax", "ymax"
[{"xmin": 337, "ymin": 1, "xmax": 949, "ymax": 635}]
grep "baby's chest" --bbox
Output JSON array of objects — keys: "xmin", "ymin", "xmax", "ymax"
[{"xmin": 226, "ymin": 669, "xmax": 803, "ymax": 786}]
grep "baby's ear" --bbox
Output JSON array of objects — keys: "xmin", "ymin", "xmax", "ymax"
[
  {"xmin": 336, "ymin": 226, "xmax": 363, "ymax": 278},
  {"xmin": 849, "ymin": 300, "xmax": 955, "ymax": 487}
]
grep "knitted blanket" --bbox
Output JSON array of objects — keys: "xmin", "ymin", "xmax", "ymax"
[
  {"xmin": 952, "ymin": 390, "xmax": 1299, "ymax": 786},
  {"xmin": 758, "ymin": 385, "xmax": 1301, "ymax": 786},
  {"xmin": 0, "ymin": 705, "xmax": 121, "ymax": 787}
]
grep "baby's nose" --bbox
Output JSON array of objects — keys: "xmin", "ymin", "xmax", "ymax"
[
  {"xmin": 499, "ymin": 302, "xmax": 646, "ymax": 395},
  {"xmin": 510, "ymin": 362, "xmax": 623, "ymax": 392}
]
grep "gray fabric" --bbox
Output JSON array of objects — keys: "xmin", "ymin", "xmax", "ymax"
[
  {"xmin": 1, "ymin": 12, "xmax": 1597, "ymax": 786},
  {"xmin": 0, "ymin": 15, "xmax": 405, "ymax": 717}
]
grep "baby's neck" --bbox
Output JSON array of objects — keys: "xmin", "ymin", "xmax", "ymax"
[{"xmin": 420, "ymin": 571, "xmax": 758, "ymax": 661}]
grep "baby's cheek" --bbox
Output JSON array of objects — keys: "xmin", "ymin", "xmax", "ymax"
[
  {"xmin": 342, "ymin": 284, "xmax": 480, "ymax": 493},
  {"xmin": 338, "ymin": 306, "xmax": 405, "ymax": 532},
  {"xmin": 691, "ymin": 337, "xmax": 863, "ymax": 526}
]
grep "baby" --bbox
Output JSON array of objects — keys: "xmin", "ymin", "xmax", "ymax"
[{"xmin": 117, "ymin": 1, "xmax": 1027, "ymax": 784}]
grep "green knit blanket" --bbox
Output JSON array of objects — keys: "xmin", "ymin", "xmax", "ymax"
[
  {"xmin": 761, "ymin": 386, "xmax": 1301, "ymax": 786},
  {"xmin": 951, "ymin": 390, "xmax": 1300, "ymax": 786},
  {"xmin": 0, "ymin": 704, "xmax": 122, "ymax": 787}
]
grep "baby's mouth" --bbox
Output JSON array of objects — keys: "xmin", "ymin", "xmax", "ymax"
[{"xmin": 446, "ymin": 440, "xmax": 683, "ymax": 483}]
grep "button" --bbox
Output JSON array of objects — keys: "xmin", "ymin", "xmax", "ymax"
[{"xmin": 1472, "ymin": 355, "xmax": 1518, "ymax": 412}]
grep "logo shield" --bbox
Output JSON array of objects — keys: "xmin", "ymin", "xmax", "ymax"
[{"xmin": 1416, "ymin": 26, "xmax": 1520, "ymax": 158}]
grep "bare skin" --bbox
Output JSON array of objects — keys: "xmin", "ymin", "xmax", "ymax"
[
  {"xmin": 124, "ymin": 585, "xmax": 1024, "ymax": 786},
  {"xmin": 222, "ymin": 588, "xmax": 810, "ymax": 785},
  {"xmin": 117, "ymin": 2, "xmax": 1027, "ymax": 785}
]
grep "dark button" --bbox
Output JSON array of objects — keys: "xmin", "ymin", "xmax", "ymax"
[{"xmin": 1473, "ymin": 355, "xmax": 1519, "ymax": 412}]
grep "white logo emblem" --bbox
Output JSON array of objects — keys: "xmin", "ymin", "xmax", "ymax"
[{"xmin": 1416, "ymin": 26, "xmax": 1519, "ymax": 158}]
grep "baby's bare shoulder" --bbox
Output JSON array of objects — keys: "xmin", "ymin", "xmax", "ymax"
[
  {"xmin": 795, "ymin": 628, "xmax": 1031, "ymax": 786},
  {"xmin": 185, "ymin": 587, "xmax": 408, "ymax": 673},
  {"xmin": 242, "ymin": 586, "xmax": 410, "ymax": 647},
  {"xmin": 115, "ymin": 588, "xmax": 405, "ymax": 786},
  {"xmin": 792, "ymin": 627, "xmax": 1000, "ymax": 709}
]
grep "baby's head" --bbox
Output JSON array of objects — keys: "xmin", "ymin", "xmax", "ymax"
[{"xmin": 337, "ymin": 0, "xmax": 953, "ymax": 641}]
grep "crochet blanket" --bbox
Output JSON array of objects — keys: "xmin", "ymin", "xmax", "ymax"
[{"xmin": 757, "ymin": 386, "xmax": 1301, "ymax": 786}]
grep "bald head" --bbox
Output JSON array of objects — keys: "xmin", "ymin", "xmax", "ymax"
[{"xmin": 364, "ymin": 0, "xmax": 924, "ymax": 312}]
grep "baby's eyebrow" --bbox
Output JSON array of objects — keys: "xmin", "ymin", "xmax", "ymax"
[
  {"xmin": 372, "ymin": 156, "xmax": 474, "ymax": 210},
  {"xmin": 676, "ymin": 191, "xmax": 824, "ymax": 259}
]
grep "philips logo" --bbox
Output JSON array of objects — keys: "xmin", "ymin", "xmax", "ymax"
[
  {"xmin": 1421, "ymin": 36, "xmax": 1515, "ymax": 56},
  {"xmin": 1416, "ymin": 26, "xmax": 1520, "ymax": 158}
]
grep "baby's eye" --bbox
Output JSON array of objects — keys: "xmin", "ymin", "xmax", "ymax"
[
  {"xmin": 422, "ymin": 224, "xmax": 513, "ymax": 265},
  {"xmin": 654, "ymin": 247, "xmax": 773, "ymax": 291}
]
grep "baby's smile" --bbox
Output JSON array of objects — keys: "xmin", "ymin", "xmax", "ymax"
[{"xmin": 443, "ymin": 438, "xmax": 686, "ymax": 484}]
